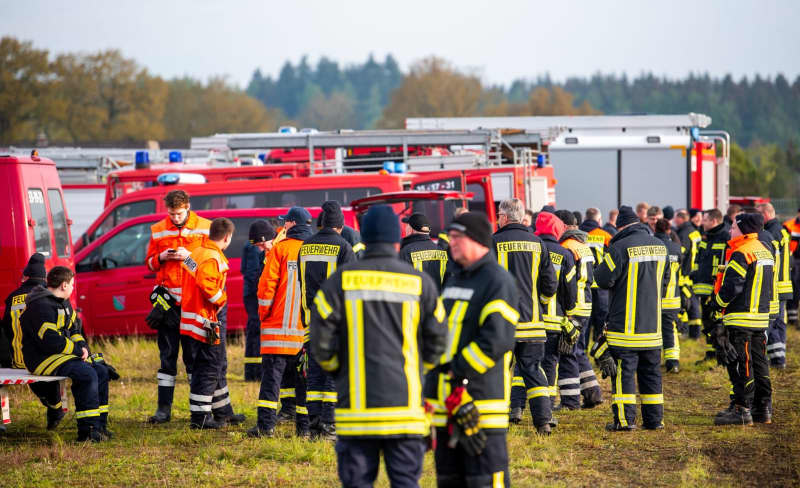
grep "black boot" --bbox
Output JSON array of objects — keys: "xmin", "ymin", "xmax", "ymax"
[
  {"xmin": 46, "ymin": 407, "xmax": 65, "ymax": 430},
  {"xmin": 246, "ymin": 425, "xmax": 275, "ymax": 438},
  {"xmin": 535, "ymin": 423, "xmax": 551, "ymax": 436},
  {"xmin": 509, "ymin": 407, "xmax": 523, "ymax": 424},
  {"xmin": 665, "ymin": 360, "xmax": 680, "ymax": 374},
  {"xmin": 148, "ymin": 404, "xmax": 171, "ymax": 424},
  {"xmin": 99, "ymin": 413, "xmax": 113, "ymax": 439},
  {"xmin": 751, "ymin": 405, "xmax": 773, "ymax": 424},
  {"xmin": 714, "ymin": 405, "xmax": 753, "ymax": 426},
  {"xmin": 715, "ymin": 400, "xmax": 735, "ymax": 417},
  {"xmin": 215, "ymin": 412, "xmax": 247, "ymax": 426},
  {"xmin": 581, "ymin": 389, "xmax": 603, "ymax": 409},
  {"xmin": 77, "ymin": 426, "xmax": 104, "ymax": 443},
  {"xmin": 190, "ymin": 414, "xmax": 224, "ymax": 430},
  {"xmin": 605, "ymin": 421, "xmax": 637, "ymax": 432}
]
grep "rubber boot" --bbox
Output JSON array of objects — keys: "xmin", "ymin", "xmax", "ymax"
[
  {"xmin": 714, "ymin": 405, "xmax": 753, "ymax": 426},
  {"xmin": 148, "ymin": 404, "xmax": 171, "ymax": 424},
  {"xmin": 190, "ymin": 414, "xmax": 224, "ymax": 430},
  {"xmin": 46, "ymin": 407, "xmax": 65, "ymax": 430},
  {"xmin": 509, "ymin": 407, "xmax": 523, "ymax": 424},
  {"xmin": 99, "ymin": 412, "xmax": 113, "ymax": 439}
]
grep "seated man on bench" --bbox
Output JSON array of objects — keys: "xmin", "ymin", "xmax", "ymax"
[
  {"xmin": 20, "ymin": 266, "xmax": 111, "ymax": 442},
  {"xmin": 0, "ymin": 253, "xmax": 64, "ymax": 433}
]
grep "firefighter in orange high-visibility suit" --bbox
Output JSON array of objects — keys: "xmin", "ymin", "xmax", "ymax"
[
  {"xmin": 144, "ymin": 190, "xmax": 210, "ymax": 424},
  {"xmin": 179, "ymin": 217, "xmax": 246, "ymax": 429},
  {"xmin": 248, "ymin": 207, "xmax": 314, "ymax": 438}
]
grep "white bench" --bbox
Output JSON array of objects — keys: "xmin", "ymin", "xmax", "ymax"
[{"xmin": 0, "ymin": 368, "xmax": 68, "ymax": 425}]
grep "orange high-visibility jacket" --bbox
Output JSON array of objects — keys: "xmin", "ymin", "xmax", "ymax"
[
  {"xmin": 783, "ymin": 218, "xmax": 800, "ymax": 255},
  {"xmin": 179, "ymin": 239, "xmax": 228, "ymax": 344},
  {"xmin": 257, "ymin": 236, "xmax": 305, "ymax": 355},
  {"xmin": 145, "ymin": 211, "xmax": 211, "ymax": 303}
]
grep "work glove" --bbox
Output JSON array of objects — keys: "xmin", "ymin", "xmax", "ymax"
[
  {"xmin": 296, "ymin": 347, "xmax": 309, "ymax": 379},
  {"xmin": 423, "ymin": 400, "xmax": 437, "ymax": 452},
  {"xmin": 445, "ymin": 379, "xmax": 486, "ymax": 457},
  {"xmin": 559, "ymin": 317, "xmax": 581, "ymax": 355},
  {"xmin": 90, "ymin": 353, "xmax": 120, "ymax": 381},
  {"xmin": 713, "ymin": 325, "xmax": 738, "ymax": 366},
  {"xmin": 590, "ymin": 332, "xmax": 616, "ymax": 379},
  {"xmin": 146, "ymin": 287, "xmax": 179, "ymax": 330},
  {"xmin": 203, "ymin": 320, "xmax": 221, "ymax": 345},
  {"xmin": 680, "ymin": 285, "xmax": 692, "ymax": 314},
  {"xmin": 675, "ymin": 317, "xmax": 688, "ymax": 335}
]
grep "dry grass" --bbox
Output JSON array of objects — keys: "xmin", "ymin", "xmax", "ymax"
[{"xmin": 2, "ymin": 328, "xmax": 799, "ymax": 487}]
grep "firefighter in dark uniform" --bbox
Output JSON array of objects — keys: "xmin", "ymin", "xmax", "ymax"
[
  {"xmin": 710, "ymin": 214, "xmax": 774, "ymax": 425},
  {"xmin": 299, "ymin": 201, "xmax": 355, "ymax": 441},
  {"xmin": 493, "ymin": 199, "xmax": 557, "ymax": 435},
  {"xmin": 784, "ymin": 208, "xmax": 800, "ymax": 324},
  {"xmin": 676, "ymin": 209, "xmax": 704, "ymax": 339},
  {"xmin": 594, "ymin": 206, "xmax": 668, "ymax": 431},
  {"xmin": 399, "ymin": 213, "xmax": 449, "ymax": 291},
  {"xmin": 655, "ymin": 219, "xmax": 684, "ymax": 373},
  {"xmin": 424, "ymin": 211, "xmax": 518, "ymax": 487},
  {"xmin": 310, "ymin": 204, "xmax": 446, "ymax": 488},
  {"xmin": 759, "ymin": 203, "xmax": 792, "ymax": 369},
  {"xmin": 535, "ymin": 211, "xmax": 580, "ymax": 414},
  {"xmin": 242, "ymin": 220, "xmax": 276, "ymax": 381},
  {"xmin": 1, "ymin": 253, "xmax": 64, "ymax": 431},
  {"xmin": 693, "ymin": 209, "xmax": 730, "ymax": 360},
  {"xmin": 21, "ymin": 267, "xmax": 111, "ymax": 442},
  {"xmin": 580, "ymin": 208, "xmax": 613, "ymax": 349}
]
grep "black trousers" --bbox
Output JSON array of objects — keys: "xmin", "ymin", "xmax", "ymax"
[
  {"xmin": 726, "ymin": 328, "xmax": 772, "ymax": 410},
  {"xmin": 509, "ymin": 341, "xmax": 550, "ymax": 427},
  {"xmin": 767, "ymin": 301, "xmax": 787, "ymax": 366},
  {"xmin": 662, "ymin": 311, "xmax": 680, "ymax": 365},
  {"xmin": 541, "ymin": 331, "xmax": 561, "ymax": 408},
  {"xmin": 307, "ymin": 348, "xmax": 336, "ymax": 425},
  {"xmin": 589, "ymin": 288, "xmax": 609, "ymax": 340},
  {"xmin": 29, "ymin": 381, "xmax": 62, "ymax": 411},
  {"xmin": 574, "ymin": 316, "xmax": 603, "ymax": 403},
  {"xmin": 608, "ymin": 347, "xmax": 663, "ymax": 429},
  {"xmin": 189, "ymin": 318, "xmax": 234, "ymax": 421},
  {"xmin": 434, "ymin": 430, "xmax": 509, "ymax": 488},
  {"xmin": 257, "ymin": 354, "xmax": 308, "ymax": 430},
  {"xmin": 243, "ymin": 294, "xmax": 262, "ymax": 381},
  {"xmin": 156, "ymin": 308, "xmax": 196, "ymax": 406},
  {"xmin": 687, "ymin": 295, "xmax": 702, "ymax": 339},
  {"xmin": 56, "ymin": 359, "xmax": 109, "ymax": 432},
  {"xmin": 335, "ymin": 437, "xmax": 425, "ymax": 488}
]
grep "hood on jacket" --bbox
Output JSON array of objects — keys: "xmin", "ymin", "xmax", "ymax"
[
  {"xmin": 560, "ymin": 229, "xmax": 588, "ymax": 244},
  {"xmin": 24, "ymin": 285, "xmax": 54, "ymax": 306},
  {"xmin": 287, "ymin": 223, "xmax": 314, "ymax": 241},
  {"xmin": 535, "ymin": 212, "xmax": 566, "ymax": 240},
  {"xmin": 578, "ymin": 219, "xmax": 600, "ymax": 233}
]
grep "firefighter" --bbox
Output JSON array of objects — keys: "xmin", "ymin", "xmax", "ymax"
[
  {"xmin": 180, "ymin": 218, "xmax": 245, "ymax": 429},
  {"xmin": 535, "ymin": 211, "xmax": 579, "ymax": 414},
  {"xmin": 558, "ymin": 211, "xmax": 604, "ymax": 407},
  {"xmin": 21, "ymin": 267, "xmax": 111, "ymax": 442},
  {"xmin": 242, "ymin": 220, "xmax": 276, "ymax": 381},
  {"xmin": 493, "ymin": 198, "xmax": 557, "ymax": 434},
  {"xmin": 594, "ymin": 206, "xmax": 668, "ymax": 431},
  {"xmin": 1, "ymin": 253, "xmax": 64, "ymax": 430},
  {"xmin": 655, "ymin": 219, "xmax": 683, "ymax": 373},
  {"xmin": 674, "ymin": 209, "xmax": 703, "ymax": 339},
  {"xmin": 309, "ymin": 204, "xmax": 446, "ymax": 488},
  {"xmin": 144, "ymin": 190, "xmax": 210, "ymax": 424},
  {"xmin": 693, "ymin": 209, "xmax": 730, "ymax": 361},
  {"xmin": 425, "ymin": 211, "xmax": 518, "ymax": 487},
  {"xmin": 249, "ymin": 207, "xmax": 313, "ymax": 438},
  {"xmin": 580, "ymin": 208, "xmax": 613, "ymax": 357},
  {"xmin": 709, "ymin": 213, "xmax": 774, "ymax": 425},
  {"xmin": 759, "ymin": 203, "xmax": 792, "ymax": 368},
  {"xmin": 400, "ymin": 213, "xmax": 449, "ymax": 290},
  {"xmin": 782, "ymin": 208, "xmax": 800, "ymax": 324},
  {"xmin": 299, "ymin": 201, "xmax": 355, "ymax": 441},
  {"xmin": 604, "ymin": 209, "xmax": 619, "ymax": 236}
]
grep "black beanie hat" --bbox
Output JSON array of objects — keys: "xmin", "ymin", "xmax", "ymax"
[
  {"xmin": 554, "ymin": 209, "xmax": 576, "ymax": 226},
  {"xmin": 735, "ymin": 213, "xmax": 764, "ymax": 235},
  {"xmin": 540, "ymin": 205, "xmax": 556, "ymax": 214},
  {"xmin": 688, "ymin": 208, "xmax": 701, "ymax": 219},
  {"xmin": 446, "ymin": 212, "xmax": 493, "ymax": 248},
  {"xmin": 249, "ymin": 220, "xmax": 275, "ymax": 243},
  {"xmin": 361, "ymin": 205, "xmax": 401, "ymax": 244},
  {"xmin": 321, "ymin": 201, "xmax": 345, "ymax": 228},
  {"xmin": 23, "ymin": 253, "xmax": 46, "ymax": 280},
  {"xmin": 663, "ymin": 205, "xmax": 675, "ymax": 220},
  {"xmin": 616, "ymin": 205, "xmax": 639, "ymax": 229}
]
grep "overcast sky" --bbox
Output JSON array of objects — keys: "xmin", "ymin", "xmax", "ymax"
[{"xmin": 4, "ymin": 0, "xmax": 798, "ymax": 88}]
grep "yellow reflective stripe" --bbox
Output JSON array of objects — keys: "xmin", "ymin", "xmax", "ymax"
[
  {"xmin": 75, "ymin": 409, "xmax": 100, "ymax": 418},
  {"xmin": 313, "ymin": 290, "xmax": 334, "ymax": 319},
  {"xmin": 401, "ymin": 300, "xmax": 422, "ymax": 410},
  {"xmin": 750, "ymin": 262, "xmax": 764, "ymax": 314},
  {"xmin": 715, "ymin": 293, "xmax": 729, "ymax": 308},
  {"xmin": 296, "ymin": 406, "xmax": 309, "ymax": 415},
  {"xmin": 478, "ymin": 299, "xmax": 520, "ymax": 326},
  {"xmin": 243, "ymin": 356, "xmax": 262, "ymax": 364},
  {"xmin": 728, "ymin": 260, "xmax": 746, "ymax": 278},
  {"xmin": 258, "ymin": 400, "xmax": 278, "ymax": 409},
  {"xmin": 443, "ymin": 301, "xmax": 468, "ymax": 363},
  {"xmin": 604, "ymin": 253, "xmax": 616, "ymax": 271},
  {"xmin": 614, "ymin": 359, "xmax": 627, "ymax": 427},
  {"xmin": 279, "ymin": 388, "xmax": 295, "ymax": 397},
  {"xmin": 640, "ymin": 394, "xmax": 664, "ymax": 404},
  {"xmin": 98, "ymin": 405, "xmax": 109, "ymax": 414},
  {"xmin": 461, "ymin": 342, "xmax": 495, "ymax": 374},
  {"xmin": 526, "ymin": 386, "xmax": 549, "ymax": 399},
  {"xmin": 61, "ymin": 340, "xmax": 74, "ymax": 355},
  {"xmin": 693, "ymin": 283, "xmax": 714, "ymax": 295},
  {"xmin": 335, "ymin": 421, "xmax": 427, "ymax": 436},
  {"xmin": 38, "ymin": 321, "xmax": 59, "ymax": 339},
  {"xmin": 611, "ymin": 394, "xmax": 637, "ymax": 404},
  {"xmin": 433, "ymin": 298, "xmax": 446, "ymax": 323},
  {"xmin": 564, "ymin": 266, "xmax": 576, "ymax": 282},
  {"xmin": 352, "ymin": 242, "xmax": 365, "ymax": 254},
  {"xmin": 70, "ymin": 334, "xmax": 85, "ymax": 343},
  {"xmin": 625, "ymin": 261, "xmax": 638, "ymax": 334},
  {"xmin": 33, "ymin": 354, "xmax": 74, "ymax": 376},
  {"xmin": 493, "ymin": 471, "xmax": 504, "ymax": 488},
  {"xmin": 346, "ymin": 298, "xmax": 366, "ymax": 410}
]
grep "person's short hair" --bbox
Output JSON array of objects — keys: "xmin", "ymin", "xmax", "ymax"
[
  {"xmin": 756, "ymin": 202, "xmax": 776, "ymax": 219},
  {"xmin": 585, "ymin": 207, "xmax": 601, "ymax": 222},
  {"xmin": 47, "ymin": 266, "xmax": 74, "ymax": 289},
  {"xmin": 727, "ymin": 204, "xmax": 742, "ymax": 218},
  {"xmin": 705, "ymin": 208, "xmax": 723, "ymax": 222},
  {"xmin": 164, "ymin": 190, "xmax": 190, "ymax": 209},
  {"xmin": 608, "ymin": 208, "xmax": 619, "ymax": 220},
  {"xmin": 572, "ymin": 211, "xmax": 582, "ymax": 226},
  {"xmin": 454, "ymin": 207, "xmax": 468, "ymax": 218},
  {"xmin": 209, "ymin": 217, "xmax": 235, "ymax": 241},
  {"xmin": 554, "ymin": 209, "xmax": 576, "ymax": 226},
  {"xmin": 675, "ymin": 209, "xmax": 689, "ymax": 220},
  {"xmin": 525, "ymin": 209, "xmax": 535, "ymax": 219},
  {"xmin": 655, "ymin": 218, "xmax": 671, "ymax": 234},
  {"xmin": 647, "ymin": 206, "xmax": 662, "ymax": 217},
  {"xmin": 635, "ymin": 202, "xmax": 650, "ymax": 214},
  {"xmin": 499, "ymin": 198, "xmax": 525, "ymax": 223}
]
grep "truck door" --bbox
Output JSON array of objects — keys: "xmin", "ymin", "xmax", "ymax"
[{"xmin": 465, "ymin": 173, "xmax": 497, "ymax": 228}]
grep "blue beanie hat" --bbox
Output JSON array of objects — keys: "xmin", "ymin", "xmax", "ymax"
[{"xmin": 361, "ymin": 205, "xmax": 401, "ymax": 244}]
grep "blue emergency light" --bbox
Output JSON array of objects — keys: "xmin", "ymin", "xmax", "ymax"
[
  {"xmin": 135, "ymin": 151, "xmax": 150, "ymax": 169},
  {"xmin": 169, "ymin": 151, "xmax": 183, "ymax": 163}
]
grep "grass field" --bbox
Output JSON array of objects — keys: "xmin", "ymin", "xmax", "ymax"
[{"xmin": 2, "ymin": 328, "xmax": 799, "ymax": 487}]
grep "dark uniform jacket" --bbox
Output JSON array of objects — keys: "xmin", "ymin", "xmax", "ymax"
[
  {"xmin": 492, "ymin": 223, "xmax": 557, "ymax": 342},
  {"xmin": 310, "ymin": 243, "xmax": 446, "ymax": 438},
  {"xmin": 764, "ymin": 218, "xmax": 793, "ymax": 300},
  {"xmin": 299, "ymin": 228, "xmax": 355, "ymax": 325},
  {"xmin": 603, "ymin": 222, "xmax": 619, "ymax": 236},
  {"xmin": 341, "ymin": 226, "xmax": 365, "ymax": 258},
  {"xmin": 655, "ymin": 232, "xmax": 683, "ymax": 314},
  {"xmin": 714, "ymin": 234, "xmax": 774, "ymax": 330},
  {"xmin": 399, "ymin": 233, "xmax": 448, "ymax": 290},
  {"xmin": 1, "ymin": 278, "xmax": 45, "ymax": 368},
  {"xmin": 692, "ymin": 223, "xmax": 730, "ymax": 297},
  {"xmin": 676, "ymin": 222, "xmax": 702, "ymax": 282},
  {"xmin": 423, "ymin": 252, "xmax": 519, "ymax": 433},
  {"xmin": 241, "ymin": 243, "xmax": 265, "ymax": 298},
  {"xmin": 560, "ymin": 230, "xmax": 594, "ymax": 318},
  {"xmin": 539, "ymin": 235, "xmax": 578, "ymax": 332},
  {"xmin": 595, "ymin": 223, "xmax": 669, "ymax": 350},
  {"xmin": 21, "ymin": 286, "xmax": 87, "ymax": 376}
]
